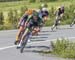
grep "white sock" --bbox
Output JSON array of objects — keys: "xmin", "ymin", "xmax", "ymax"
[
  {"xmin": 18, "ymin": 40, "xmax": 22, "ymax": 47},
  {"xmin": 28, "ymin": 33, "xmax": 32, "ymax": 43}
]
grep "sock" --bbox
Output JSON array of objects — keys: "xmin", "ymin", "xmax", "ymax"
[
  {"xmin": 16, "ymin": 36, "xmax": 19, "ymax": 41},
  {"xmin": 18, "ymin": 40, "xmax": 22, "ymax": 47}
]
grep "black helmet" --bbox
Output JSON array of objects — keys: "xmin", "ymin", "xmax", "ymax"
[{"xmin": 33, "ymin": 12, "xmax": 38, "ymax": 17}]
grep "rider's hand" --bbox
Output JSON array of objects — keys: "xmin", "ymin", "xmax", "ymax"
[
  {"xmin": 25, "ymin": 22, "xmax": 30, "ymax": 27},
  {"xmin": 25, "ymin": 22, "xmax": 28, "ymax": 27}
]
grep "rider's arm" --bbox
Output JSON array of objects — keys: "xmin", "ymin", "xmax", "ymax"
[
  {"xmin": 25, "ymin": 15, "xmax": 33, "ymax": 26},
  {"xmin": 26, "ymin": 15, "xmax": 32, "ymax": 23},
  {"xmin": 18, "ymin": 14, "xmax": 27, "ymax": 25}
]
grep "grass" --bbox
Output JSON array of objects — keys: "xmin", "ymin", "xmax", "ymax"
[
  {"xmin": 0, "ymin": 0, "xmax": 75, "ymax": 30},
  {"xmin": 42, "ymin": 38, "xmax": 75, "ymax": 59},
  {"xmin": 0, "ymin": 1, "xmax": 75, "ymax": 11},
  {"xmin": 0, "ymin": 1, "xmax": 28, "ymax": 11}
]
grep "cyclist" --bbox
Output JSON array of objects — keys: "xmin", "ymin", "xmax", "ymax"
[
  {"xmin": 51, "ymin": 6, "xmax": 64, "ymax": 30},
  {"xmin": 14, "ymin": 9, "xmax": 33, "ymax": 45},
  {"xmin": 38, "ymin": 3, "xmax": 49, "ymax": 23},
  {"xmin": 17, "ymin": 11, "xmax": 43, "ymax": 47}
]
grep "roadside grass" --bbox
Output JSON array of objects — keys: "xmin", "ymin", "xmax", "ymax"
[
  {"xmin": 41, "ymin": 38, "xmax": 75, "ymax": 59},
  {"xmin": 0, "ymin": 1, "xmax": 75, "ymax": 11}
]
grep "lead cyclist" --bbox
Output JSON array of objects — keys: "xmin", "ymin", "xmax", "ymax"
[
  {"xmin": 14, "ymin": 9, "xmax": 33, "ymax": 45},
  {"xmin": 17, "ymin": 11, "xmax": 43, "ymax": 48}
]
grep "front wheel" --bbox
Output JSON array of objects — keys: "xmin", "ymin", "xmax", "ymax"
[
  {"xmin": 20, "ymin": 41, "xmax": 25, "ymax": 53},
  {"xmin": 20, "ymin": 32, "xmax": 30, "ymax": 53}
]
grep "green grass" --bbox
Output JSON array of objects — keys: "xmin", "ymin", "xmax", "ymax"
[
  {"xmin": 0, "ymin": 1, "xmax": 75, "ymax": 11},
  {"xmin": 0, "ymin": 0, "xmax": 75, "ymax": 30},
  {"xmin": 41, "ymin": 39, "xmax": 75, "ymax": 59},
  {"xmin": 52, "ymin": 39, "xmax": 75, "ymax": 58},
  {"xmin": 0, "ymin": 1, "xmax": 28, "ymax": 11}
]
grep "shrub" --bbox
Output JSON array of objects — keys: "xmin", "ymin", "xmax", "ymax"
[
  {"xmin": 20, "ymin": 6, "xmax": 28, "ymax": 17},
  {"xmin": 52, "ymin": 38, "xmax": 75, "ymax": 58},
  {"xmin": 13, "ymin": 9, "xmax": 19, "ymax": 28},
  {"xmin": 0, "ymin": 12, "xmax": 4, "ymax": 25}
]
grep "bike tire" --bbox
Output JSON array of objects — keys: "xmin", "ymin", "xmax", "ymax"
[
  {"xmin": 20, "ymin": 33, "xmax": 30, "ymax": 53},
  {"xmin": 20, "ymin": 37, "xmax": 28, "ymax": 53},
  {"xmin": 20, "ymin": 42, "xmax": 25, "ymax": 53}
]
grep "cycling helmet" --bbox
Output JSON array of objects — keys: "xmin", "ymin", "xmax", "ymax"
[
  {"xmin": 25, "ymin": 9, "xmax": 33, "ymax": 15},
  {"xmin": 61, "ymin": 5, "xmax": 64, "ymax": 8},
  {"xmin": 42, "ymin": 8, "xmax": 47, "ymax": 11},
  {"xmin": 33, "ymin": 12, "xmax": 39, "ymax": 17}
]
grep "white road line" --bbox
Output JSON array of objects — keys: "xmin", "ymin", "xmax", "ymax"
[
  {"xmin": 0, "ymin": 45, "xmax": 17, "ymax": 51},
  {"xmin": 0, "ymin": 37, "xmax": 75, "ymax": 51}
]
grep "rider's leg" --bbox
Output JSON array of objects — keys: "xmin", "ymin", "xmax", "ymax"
[
  {"xmin": 21, "ymin": 28, "xmax": 29, "ymax": 41},
  {"xmin": 32, "ymin": 27, "xmax": 40, "ymax": 36},
  {"xmin": 18, "ymin": 28, "xmax": 29, "ymax": 47},
  {"xmin": 15, "ymin": 26, "xmax": 24, "ymax": 44},
  {"xmin": 51, "ymin": 20, "xmax": 57, "ymax": 30},
  {"xmin": 72, "ymin": 19, "xmax": 75, "ymax": 26},
  {"xmin": 55, "ymin": 17, "xmax": 61, "ymax": 29}
]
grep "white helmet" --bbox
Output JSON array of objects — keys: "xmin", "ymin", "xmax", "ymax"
[{"xmin": 42, "ymin": 8, "xmax": 47, "ymax": 11}]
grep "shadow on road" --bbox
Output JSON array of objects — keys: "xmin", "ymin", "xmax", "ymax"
[{"xmin": 22, "ymin": 46, "xmax": 50, "ymax": 53}]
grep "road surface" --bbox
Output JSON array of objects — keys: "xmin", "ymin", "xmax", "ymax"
[{"xmin": 0, "ymin": 25, "xmax": 75, "ymax": 60}]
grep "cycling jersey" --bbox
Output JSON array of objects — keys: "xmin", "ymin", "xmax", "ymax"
[
  {"xmin": 56, "ymin": 8, "xmax": 64, "ymax": 16},
  {"xmin": 19, "ymin": 14, "xmax": 28, "ymax": 27},
  {"xmin": 26, "ymin": 15, "xmax": 43, "ymax": 31},
  {"xmin": 29, "ymin": 16, "xmax": 42, "ymax": 26}
]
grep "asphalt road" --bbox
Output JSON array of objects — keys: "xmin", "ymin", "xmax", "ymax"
[{"xmin": 0, "ymin": 25, "xmax": 75, "ymax": 60}]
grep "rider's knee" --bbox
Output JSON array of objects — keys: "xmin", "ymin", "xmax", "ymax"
[{"xmin": 19, "ymin": 26, "xmax": 24, "ymax": 32}]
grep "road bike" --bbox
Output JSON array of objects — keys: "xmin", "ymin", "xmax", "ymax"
[{"xmin": 17, "ymin": 27, "xmax": 31, "ymax": 53}]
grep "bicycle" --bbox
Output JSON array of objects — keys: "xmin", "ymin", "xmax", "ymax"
[
  {"xmin": 51, "ymin": 17, "xmax": 61, "ymax": 31},
  {"xmin": 17, "ymin": 27, "xmax": 31, "ymax": 53},
  {"xmin": 17, "ymin": 18, "xmax": 43, "ymax": 53}
]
